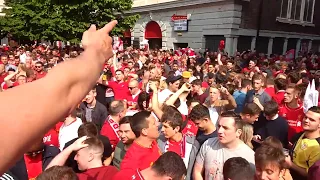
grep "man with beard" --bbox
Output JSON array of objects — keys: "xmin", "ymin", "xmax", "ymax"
[
  {"xmin": 34, "ymin": 61, "xmax": 47, "ymax": 80},
  {"xmin": 113, "ymin": 116, "xmax": 136, "ymax": 169}
]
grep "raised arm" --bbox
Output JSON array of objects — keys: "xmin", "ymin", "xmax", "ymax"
[
  {"xmin": 46, "ymin": 136, "xmax": 88, "ymax": 170},
  {"xmin": 3, "ymin": 71, "xmax": 18, "ymax": 87},
  {"xmin": 0, "ymin": 21, "xmax": 117, "ymax": 174},
  {"xmin": 166, "ymin": 83, "xmax": 190, "ymax": 106},
  {"xmin": 150, "ymin": 82, "xmax": 163, "ymax": 119}
]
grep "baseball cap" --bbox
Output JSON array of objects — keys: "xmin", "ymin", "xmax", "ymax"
[
  {"xmin": 166, "ymin": 75, "xmax": 181, "ymax": 84},
  {"xmin": 182, "ymin": 71, "xmax": 191, "ymax": 79}
]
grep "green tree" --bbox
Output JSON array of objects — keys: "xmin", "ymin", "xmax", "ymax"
[{"xmin": 0, "ymin": 0, "xmax": 139, "ymax": 43}]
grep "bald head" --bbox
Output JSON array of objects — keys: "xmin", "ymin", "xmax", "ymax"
[
  {"xmin": 129, "ymin": 79, "xmax": 140, "ymax": 95},
  {"xmin": 129, "ymin": 79, "xmax": 138, "ymax": 87},
  {"xmin": 109, "ymin": 100, "xmax": 126, "ymax": 117}
]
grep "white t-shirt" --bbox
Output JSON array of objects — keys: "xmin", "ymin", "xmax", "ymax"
[
  {"xmin": 19, "ymin": 53, "xmax": 26, "ymax": 64},
  {"xmin": 196, "ymin": 137, "xmax": 255, "ymax": 180},
  {"xmin": 58, "ymin": 117, "xmax": 83, "ymax": 151},
  {"xmin": 158, "ymin": 89, "xmax": 174, "ymax": 104},
  {"xmin": 177, "ymin": 98, "xmax": 188, "ymax": 115},
  {"xmin": 208, "ymin": 107, "xmax": 219, "ymax": 126}
]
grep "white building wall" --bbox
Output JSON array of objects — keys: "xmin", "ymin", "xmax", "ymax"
[{"xmin": 132, "ymin": 2, "xmax": 242, "ymax": 52}]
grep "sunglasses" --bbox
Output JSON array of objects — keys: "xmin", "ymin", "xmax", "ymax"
[
  {"xmin": 35, "ymin": 66, "xmax": 42, "ymax": 68},
  {"xmin": 128, "ymin": 87, "xmax": 136, "ymax": 90}
]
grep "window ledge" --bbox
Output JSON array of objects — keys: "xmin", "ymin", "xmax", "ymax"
[{"xmin": 276, "ymin": 17, "xmax": 315, "ymax": 27}]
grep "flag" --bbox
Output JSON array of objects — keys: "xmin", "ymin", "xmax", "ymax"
[
  {"xmin": 303, "ymin": 79, "xmax": 319, "ymax": 113},
  {"xmin": 285, "ymin": 49, "xmax": 295, "ymax": 61}
]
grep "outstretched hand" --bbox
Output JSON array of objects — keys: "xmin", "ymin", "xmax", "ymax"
[{"xmin": 81, "ymin": 20, "xmax": 118, "ymax": 60}]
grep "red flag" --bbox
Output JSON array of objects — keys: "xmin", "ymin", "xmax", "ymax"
[{"xmin": 285, "ymin": 49, "xmax": 295, "ymax": 61}]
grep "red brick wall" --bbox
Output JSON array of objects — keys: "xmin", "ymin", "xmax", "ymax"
[{"xmin": 238, "ymin": 0, "xmax": 320, "ymax": 35}]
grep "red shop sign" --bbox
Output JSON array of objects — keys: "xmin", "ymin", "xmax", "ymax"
[{"xmin": 171, "ymin": 14, "xmax": 187, "ymax": 21}]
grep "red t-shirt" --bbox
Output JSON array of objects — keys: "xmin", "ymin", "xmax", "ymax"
[
  {"xmin": 24, "ymin": 153, "xmax": 43, "ymax": 179},
  {"xmin": 138, "ymin": 81, "xmax": 144, "ymax": 89},
  {"xmin": 2, "ymin": 81, "xmax": 19, "ymax": 90},
  {"xmin": 100, "ymin": 118, "xmax": 120, "ymax": 150},
  {"xmin": 112, "ymin": 169, "xmax": 145, "ymax": 180},
  {"xmin": 108, "ymin": 81, "xmax": 130, "ymax": 100},
  {"xmin": 36, "ymin": 71, "xmax": 47, "ymax": 80},
  {"xmin": 126, "ymin": 91, "xmax": 141, "ymax": 108},
  {"xmin": 279, "ymin": 104, "xmax": 304, "ymax": 140},
  {"xmin": 264, "ymin": 87, "xmax": 276, "ymax": 98},
  {"xmin": 242, "ymin": 67, "xmax": 257, "ymax": 73},
  {"xmin": 120, "ymin": 141, "xmax": 161, "ymax": 171},
  {"xmin": 182, "ymin": 120, "xmax": 198, "ymax": 137},
  {"xmin": 167, "ymin": 139, "xmax": 184, "ymax": 157},
  {"xmin": 43, "ymin": 128, "xmax": 59, "ymax": 148},
  {"xmin": 272, "ymin": 90, "xmax": 285, "ymax": 105},
  {"xmin": 77, "ymin": 166, "xmax": 118, "ymax": 180},
  {"xmin": 0, "ymin": 72, "xmax": 8, "ymax": 85}
]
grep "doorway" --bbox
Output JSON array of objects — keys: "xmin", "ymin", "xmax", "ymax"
[{"xmin": 145, "ymin": 21, "xmax": 162, "ymax": 50}]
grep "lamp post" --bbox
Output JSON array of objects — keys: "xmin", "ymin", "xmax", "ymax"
[{"xmin": 255, "ymin": 0, "xmax": 264, "ymax": 52}]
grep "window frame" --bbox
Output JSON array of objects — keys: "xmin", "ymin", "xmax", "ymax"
[{"xmin": 277, "ymin": 0, "xmax": 315, "ymax": 26}]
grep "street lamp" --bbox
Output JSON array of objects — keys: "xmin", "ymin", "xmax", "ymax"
[{"xmin": 255, "ymin": 0, "xmax": 264, "ymax": 52}]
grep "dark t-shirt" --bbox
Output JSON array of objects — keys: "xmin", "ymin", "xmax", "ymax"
[
  {"xmin": 196, "ymin": 130, "xmax": 218, "ymax": 145},
  {"xmin": 254, "ymin": 115, "xmax": 289, "ymax": 149},
  {"xmin": 193, "ymin": 92, "xmax": 208, "ymax": 104}
]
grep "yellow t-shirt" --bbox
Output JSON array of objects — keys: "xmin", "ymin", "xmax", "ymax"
[{"xmin": 293, "ymin": 133, "xmax": 320, "ymax": 171}]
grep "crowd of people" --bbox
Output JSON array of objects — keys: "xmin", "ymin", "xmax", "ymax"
[{"xmin": 0, "ymin": 21, "xmax": 320, "ymax": 180}]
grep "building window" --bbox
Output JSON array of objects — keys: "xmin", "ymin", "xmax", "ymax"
[{"xmin": 279, "ymin": 0, "xmax": 315, "ymax": 24}]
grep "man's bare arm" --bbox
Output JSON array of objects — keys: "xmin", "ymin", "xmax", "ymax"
[{"xmin": 0, "ymin": 21, "xmax": 117, "ymax": 174}]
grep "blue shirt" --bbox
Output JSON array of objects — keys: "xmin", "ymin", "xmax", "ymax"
[{"xmin": 233, "ymin": 90, "xmax": 247, "ymax": 114}]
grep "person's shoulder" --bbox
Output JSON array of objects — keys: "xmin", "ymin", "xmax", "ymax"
[
  {"xmin": 247, "ymin": 90, "xmax": 254, "ymax": 95},
  {"xmin": 63, "ymin": 138, "xmax": 77, "ymax": 150},
  {"xmin": 125, "ymin": 142, "xmax": 141, "ymax": 154},
  {"xmin": 262, "ymin": 90, "xmax": 271, "ymax": 98},
  {"xmin": 102, "ymin": 166, "xmax": 118, "ymax": 176},
  {"xmin": 204, "ymin": 137, "xmax": 219, "ymax": 147},
  {"xmin": 75, "ymin": 117, "xmax": 83, "ymax": 123},
  {"xmin": 100, "ymin": 123, "xmax": 112, "ymax": 135},
  {"xmin": 115, "ymin": 141, "xmax": 125, "ymax": 150},
  {"xmin": 238, "ymin": 142, "xmax": 254, "ymax": 153},
  {"xmin": 96, "ymin": 100, "xmax": 107, "ymax": 110},
  {"xmin": 44, "ymin": 144, "xmax": 60, "ymax": 157},
  {"xmin": 277, "ymin": 116, "xmax": 289, "ymax": 125},
  {"xmin": 112, "ymin": 169, "xmax": 138, "ymax": 180}
]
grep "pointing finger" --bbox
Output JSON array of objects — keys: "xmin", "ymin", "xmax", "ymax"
[
  {"xmin": 89, "ymin": 24, "xmax": 97, "ymax": 32},
  {"xmin": 100, "ymin": 20, "xmax": 118, "ymax": 34}
]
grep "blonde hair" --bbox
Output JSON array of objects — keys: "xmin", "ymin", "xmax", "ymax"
[{"xmin": 240, "ymin": 123, "xmax": 253, "ymax": 149}]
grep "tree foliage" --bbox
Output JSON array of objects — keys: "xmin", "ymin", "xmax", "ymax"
[{"xmin": 0, "ymin": 0, "xmax": 139, "ymax": 43}]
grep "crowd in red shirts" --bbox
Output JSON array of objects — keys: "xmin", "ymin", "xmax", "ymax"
[{"xmin": 1, "ymin": 42, "xmax": 320, "ymax": 180}]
